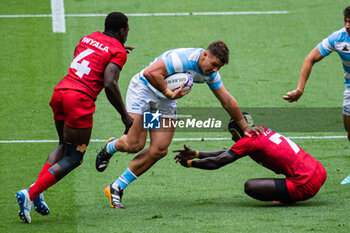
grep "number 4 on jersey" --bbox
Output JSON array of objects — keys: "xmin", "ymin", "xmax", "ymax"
[{"xmin": 70, "ymin": 49, "xmax": 95, "ymax": 78}]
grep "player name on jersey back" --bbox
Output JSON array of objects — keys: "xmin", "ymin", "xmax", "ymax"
[{"xmin": 81, "ymin": 37, "xmax": 109, "ymax": 52}]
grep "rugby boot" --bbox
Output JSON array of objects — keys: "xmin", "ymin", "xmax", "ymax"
[
  {"xmin": 15, "ymin": 189, "xmax": 32, "ymax": 223},
  {"xmin": 96, "ymin": 137, "xmax": 115, "ymax": 172},
  {"xmin": 33, "ymin": 192, "xmax": 50, "ymax": 215},
  {"xmin": 104, "ymin": 184, "xmax": 125, "ymax": 209}
]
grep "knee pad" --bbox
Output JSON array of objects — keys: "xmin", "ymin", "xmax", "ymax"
[{"xmin": 57, "ymin": 142, "xmax": 86, "ymax": 176}]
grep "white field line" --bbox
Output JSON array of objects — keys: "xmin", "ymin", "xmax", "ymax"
[
  {"xmin": 0, "ymin": 10, "xmax": 289, "ymax": 33},
  {"xmin": 0, "ymin": 135, "xmax": 346, "ymax": 144},
  {"xmin": 0, "ymin": 14, "xmax": 52, "ymax": 17},
  {"xmin": 51, "ymin": 0, "xmax": 66, "ymax": 33},
  {"xmin": 0, "ymin": 11, "xmax": 289, "ymax": 18}
]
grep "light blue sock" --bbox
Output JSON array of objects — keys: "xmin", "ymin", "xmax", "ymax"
[
  {"xmin": 106, "ymin": 139, "xmax": 118, "ymax": 154},
  {"xmin": 114, "ymin": 168, "xmax": 138, "ymax": 189},
  {"xmin": 341, "ymin": 174, "xmax": 350, "ymax": 184}
]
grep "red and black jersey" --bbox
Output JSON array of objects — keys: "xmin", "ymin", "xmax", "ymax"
[
  {"xmin": 54, "ymin": 31, "xmax": 127, "ymax": 100},
  {"xmin": 231, "ymin": 126, "xmax": 318, "ymax": 186}
]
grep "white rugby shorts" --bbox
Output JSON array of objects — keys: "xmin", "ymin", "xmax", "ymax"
[
  {"xmin": 343, "ymin": 86, "xmax": 350, "ymax": 116},
  {"xmin": 126, "ymin": 74, "xmax": 177, "ymax": 119}
]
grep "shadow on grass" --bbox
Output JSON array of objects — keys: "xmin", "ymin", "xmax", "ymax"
[
  {"xmin": 125, "ymin": 197, "xmax": 329, "ymax": 211},
  {"xmin": 235, "ymin": 199, "xmax": 330, "ymax": 208}
]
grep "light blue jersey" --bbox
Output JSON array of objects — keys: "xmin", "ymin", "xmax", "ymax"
[
  {"xmin": 138, "ymin": 48, "xmax": 223, "ymax": 90},
  {"xmin": 317, "ymin": 27, "xmax": 350, "ymax": 87}
]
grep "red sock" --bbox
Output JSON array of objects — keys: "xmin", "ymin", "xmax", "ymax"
[
  {"xmin": 29, "ymin": 170, "xmax": 57, "ymax": 201},
  {"xmin": 37, "ymin": 163, "xmax": 51, "ymax": 179}
]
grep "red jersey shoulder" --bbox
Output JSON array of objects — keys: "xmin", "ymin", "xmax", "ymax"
[
  {"xmin": 230, "ymin": 126, "xmax": 270, "ymax": 156},
  {"xmin": 230, "ymin": 134, "xmax": 257, "ymax": 156},
  {"xmin": 79, "ymin": 31, "xmax": 127, "ymax": 68}
]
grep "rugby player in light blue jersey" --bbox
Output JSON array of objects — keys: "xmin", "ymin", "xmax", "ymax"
[
  {"xmin": 95, "ymin": 41, "xmax": 264, "ymax": 209},
  {"xmin": 283, "ymin": 6, "xmax": 350, "ymax": 184}
]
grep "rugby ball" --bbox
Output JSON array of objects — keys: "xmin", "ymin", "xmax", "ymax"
[{"xmin": 165, "ymin": 72, "xmax": 193, "ymax": 92}]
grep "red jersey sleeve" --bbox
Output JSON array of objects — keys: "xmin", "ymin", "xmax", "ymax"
[
  {"xmin": 230, "ymin": 136, "xmax": 257, "ymax": 156},
  {"xmin": 110, "ymin": 51, "xmax": 127, "ymax": 69}
]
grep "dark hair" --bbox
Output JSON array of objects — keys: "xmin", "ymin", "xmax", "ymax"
[
  {"xmin": 228, "ymin": 112, "xmax": 255, "ymax": 139},
  {"xmin": 344, "ymin": 6, "xmax": 350, "ymax": 18},
  {"xmin": 104, "ymin": 12, "xmax": 128, "ymax": 33},
  {"xmin": 206, "ymin": 40, "xmax": 229, "ymax": 64}
]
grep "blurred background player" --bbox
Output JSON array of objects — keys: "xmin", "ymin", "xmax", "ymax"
[
  {"xmin": 174, "ymin": 113, "xmax": 327, "ymax": 203},
  {"xmin": 282, "ymin": 6, "xmax": 350, "ymax": 184},
  {"xmin": 95, "ymin": 41, "xmax": 264, "ymax": 209},
  {"xmin": 15, "ymin": 12, "xmax": 134, "ymax": 223}
]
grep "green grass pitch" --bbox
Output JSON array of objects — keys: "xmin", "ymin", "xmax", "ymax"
[{"xmin": 1, "ymin": 0, "xmax": 350, "ymax": 232}]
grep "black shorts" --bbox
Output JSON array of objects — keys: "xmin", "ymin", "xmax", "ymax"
[{"xmin": 274, "ymin": 178, "xmax": 292, "ymax": 202}]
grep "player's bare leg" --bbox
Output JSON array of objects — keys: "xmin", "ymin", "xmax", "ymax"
[
  {"xmin": 105, "ymin": 118, "xmax": 175, "ymax": 209},
  {"xmin": 45, "ymin": 120, "xmax": 64, "ymax": 165},
  {"xmin": 96, "ymin": 113, "xmax": 147, "ymax": 172},
  {"xmin": 115, "ymin": 113, "xmax": 147, "ymax": 153},
  {"xmin": 244, "ymin": 178, "xmax": 292, "ymax": 202},
  {"xmin": 16, "ymin": 122, "xmax": 91, "ymax": 222},
  {"xmin": 47, "ymin": 124, "xmax": 91, "ymax": 180},
  {"xmin": 129, "ymin": 118, "xmax": 175, "ymax": 176},
  {"xmin": 340, "ymin": 115, "xmax": 350, "ymax": 184},
  {"xmin": 35, "ymin": 121, "xmax": 91, "ymax": 181}
]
